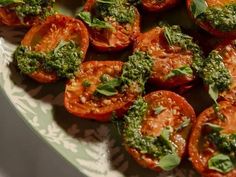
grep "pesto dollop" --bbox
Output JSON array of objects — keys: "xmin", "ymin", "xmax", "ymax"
[
  {"xmin": 121, "ymin": 51, "xmax": 153, "ymax": 93},
  {"xmin": 95, "ymin": 0, "xmax": 136, "ymax": 24},
  {"xmin": 163, "ymin": 25, "xmax": 204, "ymax": 74},
  {"xmin": 2, "ymin": 0, "xmax": 55, "ymax": 20},
  {"xmin": 14, "ymin": 41, "xmax": 82, "ymax": 78},
  {"xmin": 200, "ymin": 4, "xmax": 236, "ymax": 32},
  {"xmin": 190, "ymin": 0, "xmax": 236, "ymax": 32},
  {"xmin": 202, "ymin": 50, "xmax": 231, "ymax": 92},
  {"xmin": 123, "ymin": 98, "xmax": 180, "ymax": 170}
]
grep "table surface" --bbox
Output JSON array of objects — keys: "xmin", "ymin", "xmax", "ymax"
[{"xmin": 0, "ymin": 91, "xmax": 81, "ymax": 177}]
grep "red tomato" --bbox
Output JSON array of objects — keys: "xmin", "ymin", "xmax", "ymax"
[
  {"xmin": 83, "ymin": 0, "xmax": 140, "ymax": 51},
  {"xmin": 186, "ymin": 0, "xmax": 236, "ymax": 37},
  {"xmin": 64, "ymin": 61, "xmax": 138, "ymax": 122},
  {"xmin": 134, "ymin": 27, "xmax": 195, "ymax": 88},
  {"xmin": 20, "ymin": 14, "xmax": 89, "ymax": 83},
  {"xmin": 125, "ymin": 90, "xmax": 196, "ymax": 171},
  {"xmin": 142, "ymin": 0, "xmax": 180, "ymax": 12},
  {"xmin": 189, "ymin": 101, "xmax": 236, "ymax": 177}
]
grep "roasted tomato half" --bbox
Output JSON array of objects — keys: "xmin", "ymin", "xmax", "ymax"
[
  {"xmin": 189, "ymin": 101, "xmax": 236, "ymax": 177},
  {"xmin": 123, "ymin": 90, "xmax": 196, "ymax": 172},
  {"xmin": 187, "ymin": 0, "xmax": 236, "ymax": 37},
  {"xmin": 201, "ymin": 40, "xmax": 236, "ymax": 104},
  {"xmin": 14, "ymin": 14, "xmax": 89, "ymax": 83},
  {"xmin": 0, "ymin": 0, "xmax": 55, "ymax": 26},
  {"xmin": 80, "ymin": 0, "xmax": 140, "ymax": 51},
  {"xmin": 64, "ymin": 61, "xmax": 139, "ymax": 122},
  {"xmin": 142, "ymin": 0, "xmax": 180, "ymax": 12},
  {"xmin": 134, "ymin": 25, "xmax": 203, "ymax": 88}
]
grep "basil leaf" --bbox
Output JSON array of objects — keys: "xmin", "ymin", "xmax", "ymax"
[
  {"xmin": 205, "ymin": 123, "xmax": 223, "ymax": 132},
  {"xmin": 82, "ymin": 80, "xmax": 91, "ymax": 88},
  {"xmin": 154, "ymin": 106, "xmax": 166, "ymax": 115},
  {"xmin": 0, "ymin": 0, "xmax": 23, "ymax": 6},
  {"xmin": 159, "ymin": 154, "xmax": 181, "ymax": 171},
  {"xmin": 96, "ymin": 0, "xmax": 116, "ymax": 4},
  {"xmin": 176, "ymin": 117, "xmax": 190, "ymax": 131},
  {"xmin": 190, "ymin": 0, "xmax": 207, "ymax": 18},
  {"xmin": 165, "ymin": 66, "xmax": 193, "ymax": 80},
  {"xmin": 208, "ymin": 154, "xmax": 234, "ymax": 173},
  {"xmin": 76, "ymin": 11, "xmax": 113, "ymax": 29},
  {"xmin": 160, "ymin": 127, "xmax": 174, "ymax": 150},
  {"xmin": 95, "ymin": 78, "xmax": 122, "ymax": 96},
  {"xmin": 208, "ymin": 84, "xmax": 218, "ymax": 104}
]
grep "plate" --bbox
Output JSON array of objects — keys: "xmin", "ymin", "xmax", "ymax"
[{"xmin": 0, "ymin": 1, "xmax": 215, "ymax": 177}]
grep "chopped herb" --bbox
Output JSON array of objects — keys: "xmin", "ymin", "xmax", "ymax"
[
  {"xmin": 200, "ymin": 4, "xmax": 236, "ymax": 32},
  {"xmin": 0, "ymin": 0, "xmax": 23, "ymax": 6},
  {"xmin": 95, "ymin": 78, "xmax": 122, "ymax": 96},
  {"xmin": 208, "ymin": 154, "xmax": 234, "ymax": 173},
  {"xmin": 153, "ymin": 105, "xmax": 166, "ymax": 115},
  {"xmin": 163, "ymin": 25, "xmax": 204, "ymax": 74},
  {"xmin": 76, "ymin": 11, "xmax": 113, "ymax": 30},
  {"xmin": 176, "ymin": 117, "xmax": 190, "ymax": 131},
  {"xmin": 190, "ymin": 0, "xmax": 207, "ymax": 18},
  {"xmin": 121, "ymin": 51, "xmax": 153, "ymax": 93},
  {"xmin": 123, "ymin": 98, "xmax": 179, "ymax": 170},
  {"xmin": 82, "ymin": 80, "xmax": 91, "ymax": 87},
  {"xmin": 205, "ymin": 123, "xmax": 223, "ymax": 132},
  {"xmin": 165, "ymin": 66, "xmax": 193, "ymax": 80},
  {"xmin": 95, "ymin": 0, "xmax": 135, "ymax": 24},
  {"xmin": 5, "ymin": 0, "xmax": 56, "ymax": 20},
  {"xmin": 159, "ymin": 154, "xmax": 181, "ymax": 171},
  {"xmin": 14, "ymin": 40, "xmax": 82, "ymax": 79},
  {"xmin": 100, "ymin": 74, "xmax": 110, "ymax": 83}
]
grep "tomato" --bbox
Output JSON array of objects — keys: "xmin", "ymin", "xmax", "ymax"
[
  {"xmin": 20, "ymin": 14, "xmax": 89, "ymax": 83},
  {"xmin": 83, "ymin": 0, "xmax": 140, "ymax": 51},
  {"xmin": 125, "ymin": 90, "xmax": 196, "ymax": 172},
  {"xmin": 64, "ymin": 61, "xmax": 138, "ymax": 122},
  {"xmin": 142, "ymin": 0, "xmax": 180, "ymax": 12},
  {"xmin": 134, "ymin": 27, "xmax": 195, "ymax": 88},
  {"xmin": 189, "ymin": 101, "xmax": 236, "ymax": 177},
  {"xmin": 186, "ymin": 0, "xmax": 236, "ymax": 37},
  {"xmin": 0, "ymin": 7, "xmax": 24, "ymax": 26}
]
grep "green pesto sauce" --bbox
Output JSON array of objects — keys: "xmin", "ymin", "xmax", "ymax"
[
  {"xmin": 121, "ymin": 51, "xmax": 153, "ymax": 93},
  {"xmin": 14, "ymin": 41, "xmax": 82, "ymax": 79},
  {"xmin": 123, "ymin": 98, "xmax": 177, "ymax": 162},
  {"xmin": 208, "ymin": 131, "xmax": 236, "ymax": 156},
  {"xmin": 5, "ymin": 0, "xmax": 55, "ymax": 20},
  {"xmin": 163, "ymin": 25, "xmax": 204, "ymax": 74},
  {"xmin": 93, "ymin": 52, "xmax": 153, "ymax": 97},
  {"xmin": 202, "ymin": 50, "xmax": 231, "ymax": 92},
  {"xmin": 200, "ymin": 4, "xmax": 236, "ymax": 32},
  {"xmin": 95, "ymin": 0, "xmax": 135, "ymax": 24}
]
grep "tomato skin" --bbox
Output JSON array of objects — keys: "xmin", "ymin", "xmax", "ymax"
[
  {"xmin": 64, "ymin": 61, "xmax": 138, "ymax": 122},
  {"xmin": 125, "ymin": 90, "xmax": 196, "ymax": 172},
  {"xmin": 189, "ymin": 101, "xmax": 236, "ymax": 177},
  {"xmin": 142, "ymin": 0, "xmax": 180, "ymax": 12},
  {"xmin": 134, "ymin": 27, "xmax": 195, "ymax": 88},
  {"xmin": 83, "ymin": 0, "xmax": 140, "ymax": 52},
  {"xmin": 20, "ymin": 14, "xmax": 89, "ymax": 83},
  {"xmin": 186, "ymin": 0, "xmax": 236, "ymax": 38}
]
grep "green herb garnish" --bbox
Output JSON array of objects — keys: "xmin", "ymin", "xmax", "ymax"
[
  {"xmin": 208, "ymin": 154, "xmax": 234, "ymax": 173},
  {"xmin": 95, "ymin": 78, "xmax": 122, "ymax": 96},
  {"xmin": 190, "ymin": 0, "xmax": 207, "ymax": 18},
  {"xmin": 159, "ymin": 154, "xmax": 181, "ymax": 171},
  {"xmin": 82, "ymin": 80, "xmax": 91, "ymax": 88},
  {"xmin": 14, "ymin": 40, "xmax": 82, "ymax": 79},
  {"xmin": 76, "ymin": 11, "xmax": 113, "ymax": 30},
  {"xmin": 165, "ymin": 66, "xmax": 193, "ymax": 80},
  {"xmin": 163, "ymin": 25, "xmax": 204, "ymax": 74},
  {"xmin": 176, "ymin": 117, "xmax": 190, "ymax": 131},
  {"xmin": 154, "ymin": 105, "xmax": 166, "ymax": 115}
]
